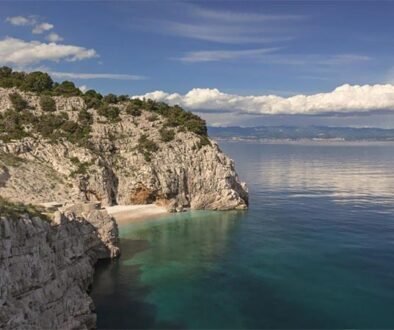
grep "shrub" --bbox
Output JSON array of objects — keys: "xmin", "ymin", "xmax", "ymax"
[
  {"xmin": 125, "ymin": 103, "xmax": 142, "ymax": 116},
  {"xmin": 117, "ymin": 95, "xmax": 129, "ymax": 102},
  {"xmin": 69, "ymin": 158, "xmax": 91, "ymax": 177},
  {"xmin": 103, "ymin": 93, "xmax": 118, "ymax": 104},
  {"xmin": 39, "ymin": 95, "xmax": 56, "ymax": 112},
  {"xmin": 197, "ymin": 136, "xmax": 211, "ymax": 149},
  {"xmin": 97, "ymin": 104, "xmax": 120, "ymax": 122},
  {"xmin": 34, "ymin": 113, "xmax": 65, "ymax": 138},
  {"xmin": 137, "ymin": 134, "xmax": 158, "ymax": 161},
  {"xmin": 0, "ymin": 109, "xmax": 30, "ymax": 141},
  {"xmin": 159, "ymin": 127, "xmax": 175, "ymax": 142},
  {"xmin": 147, "ymin": 114, "xmax": 158, "ymax": 122},
  {"xmin": 9, "ymin": 92, "xmax": 28, "ymax": 112},
  {"xmin": 78, "ymin": 109, "xmax": 93, "ymax": 125}
]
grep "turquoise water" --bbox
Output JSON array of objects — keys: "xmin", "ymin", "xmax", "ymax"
[{"xmin": 92, "ymin": 142, "xmax": 394, "ymax": 329}]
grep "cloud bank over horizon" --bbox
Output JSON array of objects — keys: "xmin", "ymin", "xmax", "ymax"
[{"xmin": 133, "ymin": 84, "xmax": 394, "ymax": 116}]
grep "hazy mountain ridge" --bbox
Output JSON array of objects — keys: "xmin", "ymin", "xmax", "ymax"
[{"xmin": 208, "ymin": 126, "xmax": 394, "ymax": 141}]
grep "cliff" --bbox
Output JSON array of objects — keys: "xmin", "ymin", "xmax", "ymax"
[
  {"xmin": 0, "ymin": 201, "xmax": 119, "ymax": 329},
  {"xmin": 0, "ymin": 87, "xmax": 248, "ymax": 211}
]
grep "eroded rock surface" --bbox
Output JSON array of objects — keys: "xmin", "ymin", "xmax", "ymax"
[
  {"xmin": 0, "ymin": 203, "xmax": 119, "ymax": 329},
  {"xmin": 0, "ymin": 88, "xmax": 248, "ymax": 211}
]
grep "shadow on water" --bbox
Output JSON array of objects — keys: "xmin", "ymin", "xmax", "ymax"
[{"xmin": 91, "ymin": 238, "xmax": 187, "ymax": 329}]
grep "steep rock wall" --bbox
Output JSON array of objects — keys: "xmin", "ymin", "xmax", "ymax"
[{"xmin": 0, "ymin": 203, "xmax": 119, "ymax": 329}]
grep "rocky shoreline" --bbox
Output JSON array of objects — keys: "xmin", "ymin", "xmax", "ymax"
[
  {"xmin": 0, "ymin": 71, "xmax": 248, "ymax": 329},
  {"xmin": 0, "ymin": 202, "xmax": 119, "ymax": 329}
]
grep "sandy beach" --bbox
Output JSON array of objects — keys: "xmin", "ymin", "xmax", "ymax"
[{"xmin": 106, "ymin": 204, "xmax": 168, "ymax": 224}]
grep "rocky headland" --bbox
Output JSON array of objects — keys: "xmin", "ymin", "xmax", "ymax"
[{"xmin": 0, "ymin": 68, "xmax": 248, "ymax": 329}]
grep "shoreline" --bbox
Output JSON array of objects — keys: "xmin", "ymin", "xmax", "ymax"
[{"xmin": 105, "ymin": 204, "xmax": 168, "ymax": 224}]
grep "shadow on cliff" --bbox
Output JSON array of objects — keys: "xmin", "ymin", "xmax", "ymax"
[{"xmin": 90, "ymin": 238, "xmax": 187, "ymax": 330}]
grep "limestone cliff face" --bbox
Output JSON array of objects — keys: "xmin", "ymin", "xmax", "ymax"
[
  {"xmin": 0, "ymin": 203, "xmax": 119, "ymax": 329},
  {"xmin": 0, "ymin": 88, "xmax": 248, "ymax": 211}
]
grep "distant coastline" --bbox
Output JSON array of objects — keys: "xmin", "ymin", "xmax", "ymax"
[
  {"xmin": 209, "ymin": 126, "xmax": 394, "ymax": 145},
  {"xmin": 212, "ymin": 137, "xmax": 394, "ymax": 146}
]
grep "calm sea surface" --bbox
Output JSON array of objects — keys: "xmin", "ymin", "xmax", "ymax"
[{"xmin": 91, "ymin": 142, "xmax": 394, "ymax": 329}]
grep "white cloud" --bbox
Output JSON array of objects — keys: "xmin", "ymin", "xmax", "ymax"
[
  {"xmin": 49, "ymin": 71, "xmax": 146, "ymax": 80},
  {"xmin": 0, "ymin": 37, "xmax": 97, "ymax": 65},
  {"xmin": 46, "ymin": 32, "xmax": 63, "ymax": 42},
  {"xmin": 32, "ymin": 22, "xmax": 54, "ymax": 34},
  {"xmin": 79, "ymin": 85, "xmax": 88, "ymax": 93},
  {"xmin": 177, "ymin": 47, "xmax": 280, "ymax": 62},
  {"xmin": 132, "ymin": 84, "xmax": 394, "ymax": 116},
  {"xmin": 6, "ymin": 16, "xmax": 36, "ymax": 26},
  {"xmin": 160, "ymin": 21, "xmax": 290, "ymax": 44},
  {"xmin": 148, "ymin": 3, "xmax": 303, "ymax": 44},
  {"xmin": 192, "ymin": 6, "xmax": 304, "ymax": 23}
]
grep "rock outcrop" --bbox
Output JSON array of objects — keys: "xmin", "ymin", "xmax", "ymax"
[
  {"xmin": 0, "ymin": 203, "xmax": 119, "ymax": 329},
  {"xmin": 0, "ymin": 88, "xmax": 248, "ymax": 211}
]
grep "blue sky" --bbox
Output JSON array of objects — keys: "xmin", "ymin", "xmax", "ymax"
[{"xmin": 2, "ymin": 1, "xmax": 394, "ymax": 127}]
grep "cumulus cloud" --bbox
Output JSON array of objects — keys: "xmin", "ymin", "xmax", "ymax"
[
  {"xmin": 132, "ymin": 84, "xmax": 394, "ymax": 116},
  {"xmin": 0, "ymin": 37, "xmax": 97, "ymax": 65},
  {"xmin": 6, "ymin": 16, "xmax": 36, "ymax": 26},
  {"xmin": 46, "ymin": 32, "xmax": 63, "ymax": 42},
  {"xmin": 32, "ymin": 22, "xmax": 54, "ymax": 34},
  {"xmin": 49, "ymin": 71, "xmax": 146, "ymax": 80}
]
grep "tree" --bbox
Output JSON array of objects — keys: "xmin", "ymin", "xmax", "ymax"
[
  {"xmin": 53, "ymin": 81, "xmax": 82, "ymax": 96},
  {"xmin": 21, "ymin": 72, "xmax": 53, "ymax": 93},
  {"xmin": 103, "ymin": 93, "xmax": 118, "ymax": 104}
]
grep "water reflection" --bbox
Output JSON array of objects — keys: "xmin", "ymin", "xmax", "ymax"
[{"xmin": 222, "ymin": 143, "xmax": 394, "ymax": 207}]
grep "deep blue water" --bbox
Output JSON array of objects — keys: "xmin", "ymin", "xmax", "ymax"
[{"xmin": 91, "ymin": 142, "xmax": 394, "ymax": 329}]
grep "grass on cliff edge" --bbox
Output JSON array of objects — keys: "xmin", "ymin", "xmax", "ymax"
[{"xmin": 0, "ymin": 197, "xmax": 49, "ymax": 221}]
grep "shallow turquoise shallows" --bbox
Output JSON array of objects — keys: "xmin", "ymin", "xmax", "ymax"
[{"xmin": 91, "ymin": 142, "xmax": 394, "ymax": 329}]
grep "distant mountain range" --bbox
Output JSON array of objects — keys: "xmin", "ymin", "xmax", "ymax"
[{"xmin": 208, "ymin": 126, "xmax": 394, "ymax": 141}]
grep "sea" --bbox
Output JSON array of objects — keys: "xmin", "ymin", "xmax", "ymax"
[{"xmin": 91, "ymin": 141, "xmax": 394, "ymax": 329}]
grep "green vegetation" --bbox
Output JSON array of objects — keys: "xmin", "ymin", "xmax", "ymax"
[
  {"xmin": 125, "ymin": 103, "xmax": 142, "ymax": 116},
  {"xmin": 0, "ymin": 196, "xmax": 48, "ymax": 220},
  {"xmin": 0, "ymin": 108, "xmax": 91, "ymax": 145},
  {"xmin": 9, "ymin": 92, "xmax": 28, "ymax": 112},
  {"xmin": 97, "ymin": 104, "xmax": 120, "ymax": 122},
  {"xmin": 83, "ymin": 89, "xmax": 103, "ymax": 109},
  {"xmin": 70, "ymin": 157, "xmax": 92, "ymax": 177},
  {"xmin": 53, "ymin": 81, "xmax": 81, "ymax": 97},
  {"xmin": 159, "ymin": 127, "xmax": 175, "ymax": 142},
  {"xmin": 103, "ymin": 93, "xmax": 118, "ymax": 104},
  {"xmin": 22, "ymin": 72, "xmax": 53, "ymax": 93},
  {"xmin": 39, "ymin": 95, "xmax": 56, "ymax": 112},
  {"xmin": 197, "ymin": 136, "xmax": 211, "ymax": 148},
  {"xmin": 147, "ymin": 114, "xmax": 158, "ymax": 122},
  {"xmin": 137, "ymin": 134, "xmax": 159, "ymax": 161},
  {"xmin": 0, "ymin": 68, "xmax": 210, "ymax": 154}
]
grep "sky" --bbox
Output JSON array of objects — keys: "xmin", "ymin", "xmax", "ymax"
[{"xmin": 2, "ymin": 0, "xmax": 394, "ymax": 127}]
